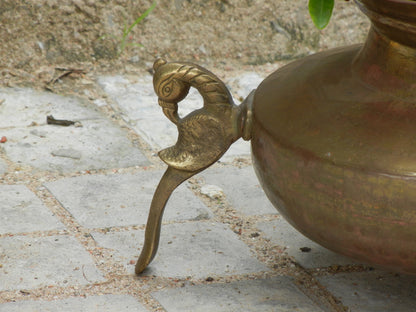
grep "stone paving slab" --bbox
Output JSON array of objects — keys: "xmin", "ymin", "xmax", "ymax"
[
  {"xmin": 152, "ymin": 276, "xmax": 323, "ymax": 312},
  {"xmin": 97, "ymin": 75, "xmax": 193, "ymax": 149},
  {"xmin": 0, "ymin": 294, "xmax": 148, "ymax": 312},
  {"xmin": 222, "ymin": 140, "xmax": 251, "ymax": 161},
  {"xmin": 92, "ymin": 222, "xmax": 269, "ymax": 278},
  {"xmin": 199, "ymin": 166, "xmax": 277, "ymax": 216},
  {"xmin": 0, "ymin": 159, "xmax": 6, "ymax": 175},
  {"xmin": 0, "ymin": 88, "xmax": 102, "ymax": 128},
  {"xmin": 318, "ymin": 271, "xmax": 416, "ymax": 312},
  {"xmin": 2, "ymin": 119, "xmax": 148, "ymax": 172},
  {"xmin": 45, "ymin": 171, "xmax": 212, "ymax": 228},
  {"xmin": 97, "ymin": 75, "xmax": 251, "ymax": 161},
  {"xmin": 256, "ymin": 218, "xmax": 360, "ymax": 269},
  {"xmin": 0, "ymin": 235, "xmax": 104, "ymax": 291},
  {"xmin": 227, "ymin": 72, "xmax": 264, "ymax": 100},
  {"xmin": 0, "ymin": 185, "xmax": 65, "ymax": 234}
]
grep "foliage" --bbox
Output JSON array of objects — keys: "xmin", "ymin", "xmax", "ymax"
[
  {"xmin": 308, "ymin": 0, "xmax": 334, "ymax": 30},
  {"xmin": 100, "ymin": 1, "xmax": 157, "ymax": 56}
]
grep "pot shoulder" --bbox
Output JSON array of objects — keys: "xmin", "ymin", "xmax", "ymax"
[{"xmin": 253, "ymin": 44, "xmax": 416, "ymax": 176}]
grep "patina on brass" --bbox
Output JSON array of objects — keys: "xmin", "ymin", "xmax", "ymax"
[
  {"xmin": 137, "ymin": 0, "xmax": 416, "ymax": 274},
  {"xmin": 135, "ymin": 59, "xmax": 253, "ymax": 274}
]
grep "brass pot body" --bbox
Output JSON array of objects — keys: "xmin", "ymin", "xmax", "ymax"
[{"xmin": 252, "ymin": 0, "xmax": 416, "ymax": 273}]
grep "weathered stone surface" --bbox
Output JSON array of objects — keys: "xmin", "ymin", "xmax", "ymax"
[
  {"xmin": 318, "ymin": 271, "xmax": 416, "ymax": 312},
  {"xmin": 0, "ymin": 88, "xmax": 149, "ymax": 172},
  {"xmin": 2, "ymin": 120, "xmax": 148, "ymax": 172},
  {"xmin": 0, "ymin": 184, "xmax": 64, "ymax": 234},
  {"xmin": 0, "ymin": 159, "xmax": 7, "ymax": 175},
  {"xmin": 92, "ymin": 222, "xmax": 269, "ymax": 278},
  {"xmin": 256, "ymin": 218, "xmax": 360, "ymax": 268},
  {"xmin": 199, "ymin": 166, "xmax": 277, "ymax": 215},
  {"xmin": 0, "ymin": 295, "xmax": 148, "ymax": 312},
  {"xmin": 97, "ymin": 75, "xmax": 175, "ymax": 149},
  {"xmin": 45, "ymin": 171, "xmax": 212, "ymax": 228},
  {"xmin": 152, "ymin": 276, "xmax": 324, "ymax": 312},
  {"xmin": 0, "ymin": 88, "xmax": 102, "ymax": 128},
  {"xmin": 0, "ymin": 235, "xmax": 104, "ymax": 291},
  {"xmin": 227, "ymin": 72, "xmax": 264, "ymax": 100}
]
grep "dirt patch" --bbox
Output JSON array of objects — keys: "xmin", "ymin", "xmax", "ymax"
[{"xmin": 0, "ymin": 0, "xmax": 369, "ymax": 89}]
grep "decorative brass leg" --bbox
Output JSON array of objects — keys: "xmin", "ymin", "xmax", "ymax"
[
  {"xmin": 135, "ymin": 167, "xmax": 198, "ymax": 274},
  {"xmin": 135, "ymin": 58, "xmax": 253, "ymax": 274}
]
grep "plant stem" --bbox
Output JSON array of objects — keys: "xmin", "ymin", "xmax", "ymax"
[{"xmin": 119, "ymin": 1, "xmax": 157, "ymax": 55}]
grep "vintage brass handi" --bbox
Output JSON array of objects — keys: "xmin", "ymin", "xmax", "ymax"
[
  {"xmin": 135, "ymin": 59, "xmax": 253, "ymax": 274},
  {"xmin": 137, "ymin": 0, "xmax": 416, "ymax": 274}
]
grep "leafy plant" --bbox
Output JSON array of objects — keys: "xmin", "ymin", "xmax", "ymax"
[
  {"xmin": 100, "ymin": 1, "xmax": 157, "ymax": 56},
  {"xmin": 308, "ymin": 0, "xmax": 334, "ymax": 30}
]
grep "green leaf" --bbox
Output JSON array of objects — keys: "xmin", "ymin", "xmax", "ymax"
[
  {"xmin": 125, "ymin": 1, "xmax": 157, "ymax": 37},
  {"xmin": 308, "ymin": 0, "xmax": 334, "ymax": 30}
]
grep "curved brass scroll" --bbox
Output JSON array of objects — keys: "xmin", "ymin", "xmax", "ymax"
[{"xmin": 135, "ymin": 59, "xmax": 253, "ymax": 274}]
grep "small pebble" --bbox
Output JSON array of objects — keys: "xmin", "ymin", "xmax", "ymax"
[{"xmin": 200, "ymin": 184, "xmax": 224, "ymax": 199}]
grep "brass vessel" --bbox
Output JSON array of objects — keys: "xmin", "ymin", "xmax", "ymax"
[{"xmin": 136, "ymin": 0, "xmax": 416, "ymax": 274}]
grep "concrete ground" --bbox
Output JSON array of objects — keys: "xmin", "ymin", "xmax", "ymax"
[{"xmin": 1, "ymin": 69, "xmax": 416, "ymax": 312}]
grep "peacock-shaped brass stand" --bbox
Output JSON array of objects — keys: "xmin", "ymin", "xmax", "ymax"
[{"xmin": 135, "ymin": 58, "xmax": 253, "ymax": 274}]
